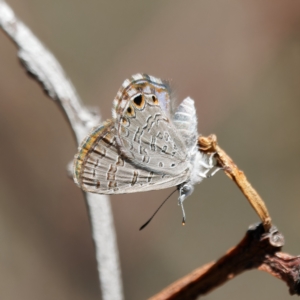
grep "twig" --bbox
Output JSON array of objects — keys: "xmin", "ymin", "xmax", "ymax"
[
  {"xmin": 198, "ymin": 134, "xmax": 272, "ymax": 231},
  {"xmin": 0, "ymin": 2, "xmax": 124, "ymax": 300},
  {"xmin": 150, "ymin": 223, "xmax": 300, "ymax": 300},
  {"xmin": 149, "ymin": 135, "xmax": 296, "ymax": 299}
]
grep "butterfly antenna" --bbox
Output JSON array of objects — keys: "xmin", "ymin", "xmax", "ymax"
[{"xmin": 139, "ymin": 189, "xmax": 177, "ymax": 231}]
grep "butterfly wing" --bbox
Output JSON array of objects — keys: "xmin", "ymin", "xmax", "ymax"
[
  {"xmin": 113, "ymin": 74, "xmax": 190, "ymax": 176},
  {"xmin": 73, "ymin": 119, "xmax": 190, "ymax": 194},
  {"xmin": 172, "ymin": 97, "xmax": 198, "ymax": 153}
]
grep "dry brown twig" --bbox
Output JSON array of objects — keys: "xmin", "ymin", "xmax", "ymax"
[
  {"xmin": 150, "ymin": 222, "xmax": 300, "ymax": 300},
  {"xmin": 149, "ymin": 135, "xmax": 300, "ymax": 299},
  {"xmin": 199, "ymin": 134, "xmax": 272, "ymax": 232}
]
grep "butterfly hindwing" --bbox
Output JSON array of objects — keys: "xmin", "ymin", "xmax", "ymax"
[
  {"xmin": 113, "ymin": 74, "xmax": 190, "ymax": 176},
  {"xmin": 73, "ymin": 119, "xmax": 189, "ymax": 194}
]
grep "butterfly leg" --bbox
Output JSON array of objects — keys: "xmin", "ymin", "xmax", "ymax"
[
  {"xmin": 210, "ymin": 166, "xmax": 223, "ymax": 177},
  {"xmin": 199, "ymin": 152, "xmax": 216, "ymax": 169},
  {"xmin": 198, "ymin": 152, "xmax": 223, "ymax": 178},
  {"xmin": 198, "ymin": 168, "xmax": 212, "ymax": 178},
  {"xmin": 199, "ymin": 167, "xmax": 223, "ymax": 178}
]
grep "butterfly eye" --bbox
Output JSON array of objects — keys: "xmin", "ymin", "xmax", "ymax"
[{"xmin": 152, "ymin": 95, "xmax": 158, "ymax": 103}]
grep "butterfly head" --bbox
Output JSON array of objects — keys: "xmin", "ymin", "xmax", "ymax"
[{"xmin": 178, "ymin": 182, "xmax": 194, "ymax": 203}]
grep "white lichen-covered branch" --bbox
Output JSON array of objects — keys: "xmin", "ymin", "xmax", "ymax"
[{"xmin": 0, "ymin": 1, "xmax": 124, "ymax": 300}]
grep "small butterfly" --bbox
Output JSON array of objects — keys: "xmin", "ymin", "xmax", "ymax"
[{"xmin": 73, "ymin": 74, "xmax": 216, "ymax": 223}]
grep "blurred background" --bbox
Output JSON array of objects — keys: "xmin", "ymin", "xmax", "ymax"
[{"xmin": 0, "ymin": 1, "xmax": 300, "ymax": 299}]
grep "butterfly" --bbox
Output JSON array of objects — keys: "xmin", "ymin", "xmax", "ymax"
[{"xmin": 73, "ymin": 74, "xmax": 216, "ymax": 222}]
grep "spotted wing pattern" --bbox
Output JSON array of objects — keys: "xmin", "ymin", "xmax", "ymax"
[
  {"xmin": 112, "ymin": 74, "xmax": 189, "ymax": 175},
  {"xmin": 73, "ymin": 119, "xmax": 190, "ymax": 194}
]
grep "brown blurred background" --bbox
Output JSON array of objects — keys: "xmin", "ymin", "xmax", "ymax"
[{"xmin": 0, "ymin": 1, "xmax": 300, "ymax": 299}]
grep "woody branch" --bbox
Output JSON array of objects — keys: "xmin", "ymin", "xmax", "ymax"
[
  {"xmin": 148, "ymin": 135, "xmax": 299, "ymax": 299},
  {"xmin": 199, "ymin": 134, "xmax": 272, "ymax": 231},
  {"xmin": 150, "ymin": 223, "xmax": 300, "ymax": 300},
  {"xmin": 0, "ymin": 2, "xmax": 124, "ymax": 300}
]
